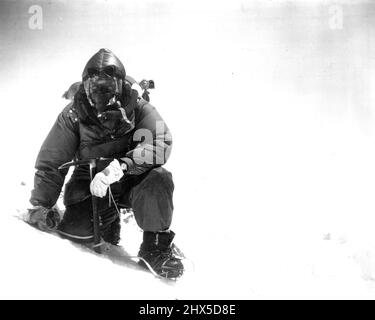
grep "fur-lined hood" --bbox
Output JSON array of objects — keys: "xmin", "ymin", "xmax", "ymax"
[{"xmin": 82, "ymin": 48, "xmax": 126, "ymax": 81}]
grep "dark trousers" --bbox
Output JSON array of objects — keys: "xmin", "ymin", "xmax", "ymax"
[{"xmin": 57, "ymin": 167, "xmax": 174, "ymax": 243}]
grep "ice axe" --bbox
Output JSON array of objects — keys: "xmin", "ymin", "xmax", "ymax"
[{"xmin": 58, "ymin": 157, "xmax": 112, "ymax": 253}]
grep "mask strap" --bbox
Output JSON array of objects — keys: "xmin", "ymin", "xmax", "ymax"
[
  {"xmin": 119, "ymin": 107, "xmax": 131, "ymax": 124},
  {"xmin": 83, "ymin": 79, "xmax": 95, "ymax": 106}
]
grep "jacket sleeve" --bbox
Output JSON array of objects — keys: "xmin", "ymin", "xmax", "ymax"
[
  {"xmin": 30, "ymin": 107, "xmax": 79, "ymax": 208},
  {"xmin": 122, "ymin": 102, "xmax": 172, "ymax": 175}
]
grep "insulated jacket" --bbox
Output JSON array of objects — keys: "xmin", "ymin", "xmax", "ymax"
[{"xmin": 30, "ymin": 85, "xmax": 172, "ymax": 208}]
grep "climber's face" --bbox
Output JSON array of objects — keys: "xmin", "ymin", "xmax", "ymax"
[
  {"xmin": 82, "ymin": 49, "xmax": 126, "ymax": 113},
  {"xmin": 84, "ymin": 66, "xmax": 123, "ymax": 112}
]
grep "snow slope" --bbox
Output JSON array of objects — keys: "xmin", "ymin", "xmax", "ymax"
[{"xmin": 1, "ymin": 0, "xmax": 375, "ymax": 299}]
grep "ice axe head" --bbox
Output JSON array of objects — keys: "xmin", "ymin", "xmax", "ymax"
[{"xmin": 58, "ymin": 158, "xmax": 97, "ymax": 170}]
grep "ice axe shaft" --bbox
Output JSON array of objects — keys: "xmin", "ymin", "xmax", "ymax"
[{"xmin": 89, "ymin": 159, "xmax": 102, "ymax": 254}]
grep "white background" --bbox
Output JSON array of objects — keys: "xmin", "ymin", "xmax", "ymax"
[{"xmin": 1, "ymin": 0, "xmax": 375, "ymax": 299}]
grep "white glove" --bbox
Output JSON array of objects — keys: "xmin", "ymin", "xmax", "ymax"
[{"xmin": 90, "ymin": 159, "xmax": 124, "ymax": 198}]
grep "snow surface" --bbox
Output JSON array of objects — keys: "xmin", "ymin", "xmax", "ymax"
[{"xmin": 1, "ymin": 0, "xmax": 375, "ymax": 299}]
